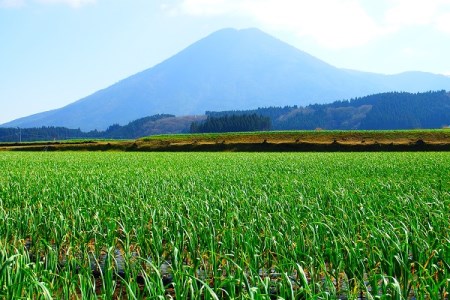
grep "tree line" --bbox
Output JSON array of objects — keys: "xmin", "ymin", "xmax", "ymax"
[
  {"xmin": 0, "ymin": 114, "xmax": 173, "ymax": 142},
  {"xmin": 190, "ymin": 114, "xmax": 271, "ymax": 133}
]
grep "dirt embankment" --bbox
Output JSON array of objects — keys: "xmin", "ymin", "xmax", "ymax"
[{"xmin": 1, "ymin": 130, "xmax": 449, "ymax": 152}]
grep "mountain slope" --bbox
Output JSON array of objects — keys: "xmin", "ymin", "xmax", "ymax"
[{"xmin": 4, "ymin": 28, "xmax": 450, "ymax": 130}]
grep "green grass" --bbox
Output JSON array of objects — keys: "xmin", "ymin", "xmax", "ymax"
[
  {"xmin": 0, "ymin": 152, "xmax": 449, "ymax": 299},
  {"xmin": 141, "ymin": 129, "xmax": 450, "ymax": 141}
]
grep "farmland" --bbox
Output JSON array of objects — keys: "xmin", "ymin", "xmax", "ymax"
[
  {"xmin": 0, "ymin": 152, "xmax": 449, "ymax": 299},
  {"xmin": 0, "ymin": 129, "xmax": 449, "ymax": 152}
]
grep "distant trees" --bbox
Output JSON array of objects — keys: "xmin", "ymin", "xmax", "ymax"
[
  {"xmin": 358, "ymin": 91, "xmax": 450, "ymax": 129},
  {"xmin": 206, "ymin": 106, "xmax": 295, "ymax": 120},
  {"xmin": 0, "ymin": 114, "xmax": 175, "ymax": 142},
  {"xmin": 0, "ymin": 126, "xmax": 98, "ymax": 142},
  {"xmin": 102, "ymin": 114, "xmax": 174, "ymax": 139},
  {"xmin": 190, "ymin": 114, "xmax": 271, "ymax": 133},
  {"xmin": 204, "ymin": 90, "xmax": 450, "ymax": 130}
]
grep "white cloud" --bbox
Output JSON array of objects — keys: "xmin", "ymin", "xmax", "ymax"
[
  {"xmin": 177, "ymin": 0, "xmax": 238, "ymax": 16},
  {"xmin": 245, "ymin": 0, "xmax": 386, "ymax": 48},
  {"xmin": 36, "ymin": 0, "xmax": 95, "ymax": 8},
  {"xmin": 172, "ymin": 0, "xmax": 386, "ymax": 48},
  {"xmin": 0, "ymin": 0, "xmax": 25, "ymax": 8},
  {"xmin": 0, "ymin": 0, "xmax": 95, "ymax": 8},
  {"xmin": 384, "ymin": 0, "xmax": 438, "ymax": 27},
  {"xmin": 435, "ymin": 12, "xmax": 450, "ymax": 34},
  {"xmin": 171, "ymin": 0, "xmax": 450, "ymax": 48},
  {"xmin": 384, "ymin": 0, "xmax": 450, "ymax": 33},
  {"xmin": 401, "ymin": 47, "xmax": 416, "ymax": 57}
]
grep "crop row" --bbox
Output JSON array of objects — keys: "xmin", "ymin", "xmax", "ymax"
[{"xmin": 0, "ymin": 152, "xmax": 449, "ymax": 299}]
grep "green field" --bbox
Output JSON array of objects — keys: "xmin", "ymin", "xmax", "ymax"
[
  {"xmin": 141, "ymin": 129, "xmax": 450, "ymax": 142},
  {"xmin": 0, "ymin": 152, "xmax": 449, "ymax": 299}
]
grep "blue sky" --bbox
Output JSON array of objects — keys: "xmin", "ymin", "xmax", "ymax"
[{"xmin": 1, "ymin": 0, "xmax": 450, "ymax": 124}]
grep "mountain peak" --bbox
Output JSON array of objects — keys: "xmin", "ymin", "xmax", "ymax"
[{"xmin": 206, "ymin": 27, "xmax": 265, "ymax": 35}]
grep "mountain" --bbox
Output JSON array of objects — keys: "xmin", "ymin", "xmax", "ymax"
[{"xmin": 3, "ymin": 28, "xmax": 450, "ymax": 131}]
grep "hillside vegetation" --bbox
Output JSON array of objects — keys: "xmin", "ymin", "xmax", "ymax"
[
  {"xmin": 206, "ymin": 90, "xmax": 450, "ymax": 131},
  {"xmin": 0, "ymin": 91, "xmax": 449, "ymax": 142}
]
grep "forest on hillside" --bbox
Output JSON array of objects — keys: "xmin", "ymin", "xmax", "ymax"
[
  {"xmin": 207, "ymin": 90, "xmax": 450, "ymax": 131},
  {"xmin": 1, "ymin": 91, "xmax": 448, "ymax": 142}
]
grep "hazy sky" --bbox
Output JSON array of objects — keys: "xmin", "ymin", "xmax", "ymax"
[{"xmin": 1, "ymin": 0, "xmax": 450, "ymax": 124}]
